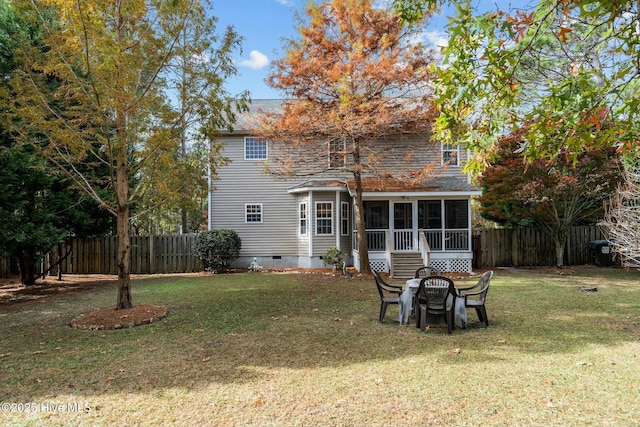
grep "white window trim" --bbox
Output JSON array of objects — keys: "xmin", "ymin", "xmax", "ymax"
[
  {"xmin": 315, "ymin": 201, "xmax": 334, "ymax": 236},
  {"xmin": 245, "ymin": 203, "xmax": 263, "ymax": 223},
  {"xmin": 299, "ymin": 202, "xmax": 308, "ymax": 235},
  {"xmin": 244, "ymin": 137, "xmax": 268, "ymax": 160},
  {"xmin": 328, "ymin": 139, "xmax": 346, "ymax": 169},
  {"xmin": 341, "ymin": 202, "xmax": 349, "ymax": 236},
  {"xmin": 442, "ymin": 143, "xmax": 459, "ymax": 166}
]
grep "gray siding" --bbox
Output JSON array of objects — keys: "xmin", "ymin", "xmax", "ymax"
[
  {"xmin": 211, "ymin": 136, "xmax": 303, "ymax": 257},
  {"xmin": 210, "ymin": 128, "xmax": 474, "ymax": 264},
  {"xmin": 361, "ymin": 136, "xmax": 469, "ymax": 183}
]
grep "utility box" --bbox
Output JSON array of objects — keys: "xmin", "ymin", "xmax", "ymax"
[{"xmin": 589, "ymin": 240, "xmax": 613, "ymax": 266}]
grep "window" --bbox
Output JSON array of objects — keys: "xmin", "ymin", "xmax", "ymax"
[
  {"xmin": 245, "ymin": 204, "xmax": 263, "ymax": 223},
  {"xmin": 328, "ymin": 139, "xmax": 346, "ymax": 169},
  {"xmin": 341, "ymin": 202, "xmax": 349, "ymax": 236},
  {"xmin": 245, "ymin": 137, "xmax": 267, "ymax": 160},
  {"xmin": 315, "ymin": 202, "xmax": 333, "ymax": 235},
  {"xmin": 299, "ymin": 203, "xmax": 307, "ymax": 235},
  {"xmin": 442, "ymin": 143, "xmax": 459, "ymax": 166}
]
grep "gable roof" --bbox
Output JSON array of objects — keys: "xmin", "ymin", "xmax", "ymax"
[{"xmin": 229, "ymin": 99, "xmax": 284, "ymax": 133}]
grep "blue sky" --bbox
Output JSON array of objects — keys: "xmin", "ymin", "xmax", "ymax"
[
  {"xmin": 214, "ymin": 0, "xmax": 300, "ymax": 99},
  {"xmin": 212, "ymin": 0, "xmax": 520, "ymax": 99}
]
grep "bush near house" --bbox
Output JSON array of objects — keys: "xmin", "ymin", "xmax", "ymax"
[
  {"xmin": 194, "ymin": 229, "xmax": 241, "ymax": 273},
  {"xmin": 323, "ymin": 246, "xmax": 345, "ymax": 269}
]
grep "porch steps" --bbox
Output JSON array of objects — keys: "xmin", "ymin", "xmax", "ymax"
[{"xmin": 390, "ymin": 252, "xmax": 424, "ymax": 279}]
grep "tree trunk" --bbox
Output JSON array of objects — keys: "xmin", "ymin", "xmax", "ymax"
[
  {"xmin": 115, "ymin": 118, "xmax": 132, "ymax": 309},
  {"xmin": 181, "ymin": 208, "xmax": 188, "ymax": 234},
  {"xmin": 114, "ymin": 6, "xmax": 132, "ymax": 310},
  {"xmin": 17, "ymin": 254, "xmax": 37, "ymax": 286},
  {"xmin": 552, "ymin": 233, "xmax": 566, "ymax": 269},
  {"xmin": 352, "ymin": 139, "xmax": 370, "ymax": 273},
  {"xmin": 116, "ymin": 202, "xmax": 132, "ymax": 309}
]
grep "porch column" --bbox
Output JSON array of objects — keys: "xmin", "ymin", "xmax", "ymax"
[
  {"xmin": 467, "ymin": 198, "xmax": 473, "ymax": 252},
  {"xmin": 309, "ymin": 191, "xmax": 314, "ymax": 257},
  {"xmin": 335, "ymin": 191, "xmax": 341, "ymax": 249}
]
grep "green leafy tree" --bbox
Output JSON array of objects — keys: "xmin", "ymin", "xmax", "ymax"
[
  {"xmin": 0, "ymin": 1, "xmax": 114, "ymax": 285},
  {"xmin": 393, "ymin": 0, "xmax": 639, "ymax": 166},
  {"xmin": 0, "ymin": 145, "xmax": 64, "ymax": 285},
  {"xmin": 6, "ymin": 0, "xmax": 246, "ymax": 309},
  {"xmin": 476, "ymin": 127, "xmax": 622, "ymax": 267},
  {"xmin": 0, "ymin": 144, "xmax": 115, "ymax": 285}
]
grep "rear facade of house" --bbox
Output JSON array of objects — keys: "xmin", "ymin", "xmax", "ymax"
[{"xmin": 209, "ymin": 100, "xmax": 481, "ymax": 278}]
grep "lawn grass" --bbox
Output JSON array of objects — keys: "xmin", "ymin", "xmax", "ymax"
[{"xmin": 0, "ymin": 267, "xmax": 639, "ymax": 426}]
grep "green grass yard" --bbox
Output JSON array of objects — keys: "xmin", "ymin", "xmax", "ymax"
[{"xmin": 0, "ymin": 267, "xmax": 639, "ymax": 426}]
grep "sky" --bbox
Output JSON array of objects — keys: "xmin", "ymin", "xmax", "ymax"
[
  {"xmin": 212, "ymin": 0, "xmax": 454, "ymax": 100},
  {"xmin": 213, "ymin": 0, "xmax": 531, "ymax": 100}
]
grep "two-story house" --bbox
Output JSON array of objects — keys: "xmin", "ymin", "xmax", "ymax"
[{"xmin": 209, "ymin": 99, "xmax": 481, "ymax": 277}]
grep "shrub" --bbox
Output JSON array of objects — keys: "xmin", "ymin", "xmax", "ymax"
[
  {"xmin": 323, "ymin": 246, "xmax": 345, "ymax": 268},
  {"xmin": 194, "ymin": 229, "xmax": 241, "ymax": 273}
]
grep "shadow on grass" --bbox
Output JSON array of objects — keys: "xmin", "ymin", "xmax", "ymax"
[{"xmin": 0, "ymin": 267, "xmax": 638, "ymax": 400}]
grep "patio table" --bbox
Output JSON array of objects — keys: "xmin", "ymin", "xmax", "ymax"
[
  {"xmin": 399, "ymin": 278, "xmax": 467, "ymax": 328},
  {"xmin": 398, "ymin": 279, "xmax": 420, "ymax": 325}
]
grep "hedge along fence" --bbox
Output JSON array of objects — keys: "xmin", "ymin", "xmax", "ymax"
[
  {"xmin": 52, "ymin": 234, "xmax": 203, "ymax": 275},
  {"xmin": 473, "ymin": 225, "xmax": 606, "ymax": 268}
]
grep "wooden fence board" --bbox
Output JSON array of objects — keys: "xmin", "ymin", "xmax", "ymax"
[
  {"xmin": 52, "ymin": 234, "xmax": 203, "ymax": 275},
  {"xmin": 473, "ymin": 225, "xmax": 605, "ymax": 268}
]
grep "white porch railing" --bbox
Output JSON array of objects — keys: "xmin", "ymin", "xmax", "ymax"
[
  {"xmin": 422, "ymin": 230, "xmax": 443, "ymax": 250},
  {"xmin": 419, "ymin": 231, "xmax": 431, "ymax": 266},
  {"xmin": 420, "ymin": 229, "xmax": 469, "ymax": 251},
  {"xmin": 393, "ymin": 229, "xmax": 415, "ymax": 251},
  {"xmin": 353, "ymin": 230, "xmax": 386, "ymax": 252},
  {"xmin": 445, "ymin": 230, "xmax": 470, "ymax": 250},
  {"xmin": 354, "ymin": 229, "xmax": 470, "ymax": 252}
]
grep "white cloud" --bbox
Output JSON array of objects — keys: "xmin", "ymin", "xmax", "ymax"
[
  {"xmin": 274, "ymin": 0, "xmax": 293, "ymax": 5},
  {"xmin": 410, "ymin": 30, "xmax": 448, "ymax": 49},
  {"xmin": 239, "ymin": 50, "xmax": 269, "ymax": 70},
  {"xmin": 425, "ymin": 30, "xmax": 448, "ymax": 49}
]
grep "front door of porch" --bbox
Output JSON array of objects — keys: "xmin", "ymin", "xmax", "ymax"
[{"xmin": 392, "ymin": 201, "xmax": 416, "ymax": 252}]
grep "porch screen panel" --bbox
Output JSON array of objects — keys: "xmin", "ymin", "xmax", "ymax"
[
  {"xmin": 418, "ymin": 200, "xmax": 442, "ymax": 250},
  {"xmin": 364, "ymin": 201, "xmax": 389, "ymax": 229},
  {"xmin": 444, "ymin": 200, "xmax": 469, "ymax": 250},
  {"xmin": 363, "ymin": 201, "xmax": 389, "ymax": 251}
]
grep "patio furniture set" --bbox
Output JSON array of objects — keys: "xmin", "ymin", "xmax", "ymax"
[{"xmin": 373, "ymin": 268, "xmax": 494, "ymax": 334}]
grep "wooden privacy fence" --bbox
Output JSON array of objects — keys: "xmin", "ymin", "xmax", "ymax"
[
  {"xmin": 473, "ymin": 225, "xmax": 606, "ymax": 268},
  {"xmin": 34, "ymin": 225, "xmax": 605, "ymax": 275},
  {"xmin": 55, "ymin": 234, "xmax": 203, "ymax": 275}
]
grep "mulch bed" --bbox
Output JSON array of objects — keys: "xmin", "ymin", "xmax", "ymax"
[
  {"xmin": 69, "ymin": 304, "xmax": 168, "ymax": 330},
  {"xmin": 0, "ymin": 275, "xmax": 168, "ymax": 330}
]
